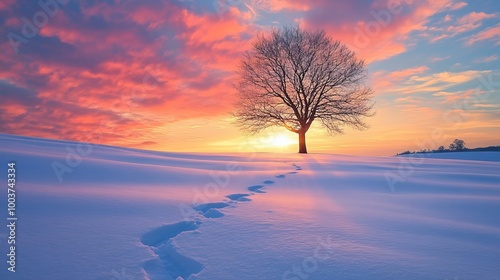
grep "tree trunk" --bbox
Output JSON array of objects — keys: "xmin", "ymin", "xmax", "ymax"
[{"xmin": 298, "ymin": 130, "xmax": 307, "ymax": 154}]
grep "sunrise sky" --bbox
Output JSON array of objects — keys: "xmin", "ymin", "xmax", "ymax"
[{"xmin": 1, "ymin": 0, "xmax": 499, "ymax": 155}]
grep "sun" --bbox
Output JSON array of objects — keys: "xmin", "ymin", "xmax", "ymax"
[{"xmin": 269, "ymin": 134, "xmax": 295, "ymax": 147}]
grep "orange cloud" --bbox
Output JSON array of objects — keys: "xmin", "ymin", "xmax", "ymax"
[
  {"xmin": 372, "ymin": 66, "xmax": 429, "ymax": 91},
  {"xmin": 265, "ymin": 0, "xmax": 310, "ymax": 12},
  {"xmin": 371, "ymin": 69, "xmax": 493, "ymax": 104},
  {"xmin": 433, "ymin": 88, "xmax": 488, "ymax": 104},
  {"xmin": 388, "ymin": 66, "xmax": 430, "ymax": 80}
]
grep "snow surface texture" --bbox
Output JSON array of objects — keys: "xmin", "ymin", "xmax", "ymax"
[{"xmin": 0, "ymin": 133, "xmax": 499, "ymax": 279}]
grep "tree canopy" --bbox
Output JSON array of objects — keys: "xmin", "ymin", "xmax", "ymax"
[{"xmin": 234, "ymin": 26, "xmax": 374, "ymax": 153}]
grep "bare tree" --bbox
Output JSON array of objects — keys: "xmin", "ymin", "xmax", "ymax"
[
  {"xmin": 234, "ymin": 26, "xmax": 374, "ymax": 153},
  {"xmin": 449, "ymin": 139, "xmax": 466, "ymax": 151}
]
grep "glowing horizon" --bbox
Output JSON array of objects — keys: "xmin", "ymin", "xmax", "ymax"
[{"xmin": 1, "ymin": 0, "xmax": 499, "ymax": 156}]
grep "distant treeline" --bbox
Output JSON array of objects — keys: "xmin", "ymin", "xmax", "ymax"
[
  {"xmin": 397, "ymin": 146, "xmax": 500, "ymax": 155},
  {"xmin": 397, "ymin": 139, "xmax": 500, "ymax": 155}
]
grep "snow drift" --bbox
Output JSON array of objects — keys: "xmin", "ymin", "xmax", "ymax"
[{"xmin": 0, "ymin": 134, "xmax": 499, "ymax": 280}]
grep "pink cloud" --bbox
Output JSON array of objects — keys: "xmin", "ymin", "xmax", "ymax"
[
  {"xmin": 467, "ymin": 23, "xmax": 500, "ymax": 45},
  {"xmin": 1, "ymin": 0, "xmax": 496, "ymax": 152},
  {"xmin": 0, "ymin": 0, "xmax": 262, "ymax": 146},
  {"xmin": 430, "ymin": 11, "xmax": 497, "ymax": 42},
  {"xmin": 372, "ymin": 66, "xmax": 429, "ymax": 90},
  {"xmin": 298, "ymin": 0, "xmax": 468, "ymax": 62},
  {"xmin": 430, "ymin": 56, "xmax": 450, "ymax": 62},
  {"xmin": 474, "ymin": 55, "xmax": 498, "ymax": 63},
  {"xmin": 433, "ymin": 89, "xmax": 486, "ymax": 104},
  {"xmin": 258, "ymin": 0, "xmax": 310, "ymax": 12},
  {"xmin": 0, "ymin": 0, "xmax": 15, "ymax": 10},
  {"xmin": 388, "ymin": 66, "xmax": 430, "ymax": 80}
]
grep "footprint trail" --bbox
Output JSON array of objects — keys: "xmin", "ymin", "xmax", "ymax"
[{"xmin": 140, "ymin": 161, "xmax": 303, "ymax": 279}]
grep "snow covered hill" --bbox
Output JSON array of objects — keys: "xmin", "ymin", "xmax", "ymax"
[
  {"xmin": 0, "ymin": 134, "xmax": 499, "ymax": 280},
  {"xmin": 400, "ymin": 151, "xmax": 500, "ymax": 162}
]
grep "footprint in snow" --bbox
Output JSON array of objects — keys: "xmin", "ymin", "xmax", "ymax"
[
  {"xmin": 226, "ymin": 193, "xmax": 252, "ymax": 202},
  {"xmin": 292, "ymin": 163, "xmax": 302, "ymax": 170},
  {"xmin": 203, "ymin": 208, "xmax": 225, "ymax": 218},
  {"xmin": 140, "ymin": 221, "xmax": 204, "ymax": 279},
  {"xmin": 193, "ymin": 202, "xmax": 229, "ymax": 219},
  {"xmin": 275, "ymin": 174, "xmax": 286, "ymax": 178},
  {"xmin": 141, "ymin": 221, "xmax": 200, "ymax": 247},
  {"xmin": 248, "ymin": 185, "xmax": 266, "ymax": 193},
  {"xmin": 263, "ymin": 180, "xmax": 275, "ymax": 184}
]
